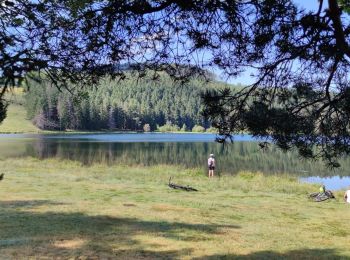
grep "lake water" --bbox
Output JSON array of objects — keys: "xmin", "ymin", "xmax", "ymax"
[{"xmin": 0, "ymin": 133, "xmax": 349, "ymax": 190}]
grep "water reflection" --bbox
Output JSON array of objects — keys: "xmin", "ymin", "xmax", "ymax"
[
  {"xmin": 300, "ymin": 176, "xmax": 350, "ymax": 191},
  {"xmin": 1, "ymin": 135, "xmax": 350, "ymax": 177}
]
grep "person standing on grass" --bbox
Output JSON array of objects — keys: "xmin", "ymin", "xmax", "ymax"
[
  {"xmin": 344, "ymin": 187, "xmax": 350, "ymax": 203},
  {"xmin": 208, "ymin": 154, "xmax": 215, "ymax": 178}
]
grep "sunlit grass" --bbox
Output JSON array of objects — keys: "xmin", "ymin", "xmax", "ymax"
[
  {"xmin": 0, "ymin": 91, "xmax": 41, "ymax": 133},
  {"xmin": 0, "ymin": 158, "xmax": 349, "ymax": 259},
  {"xmin": 0, "ymin": 91, "xmax": 132, "ymax": 134}
]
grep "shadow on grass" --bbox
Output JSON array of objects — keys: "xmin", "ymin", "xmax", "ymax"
[
  {"xmin": 0, "ymin": 199, "xmax": 67, "ymax": 208},
  {"xmin": 0, "ymin": 200, "xmax": 239, "ymax": 258},
  {"xmin": 194, "ymin": 249, "xmax": 345, "ymax": 260}
]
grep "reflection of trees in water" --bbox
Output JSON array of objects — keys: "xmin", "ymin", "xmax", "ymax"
[{"xmin": 19, "ymin": 139, "xmax": 350, "ymax": 177}]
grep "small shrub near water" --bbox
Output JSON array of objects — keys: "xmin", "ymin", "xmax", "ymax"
[
  {"xmin": 143, "ymin": 124, "xmax": 151, "ymax": 132},
  {"xmin": 157, "ymin": 121, "xmax": 180, "ymax": 132},
  {"xmin": 192, "ymin": 125, "xmax": 205, "ymax": 132},
  {"xmin": 180, "ymin": 123, "xmax": 187, "ymax": 132},
  {"xmin": 206, "ymin": 127, "xmax": 218, "ymax": 133}
]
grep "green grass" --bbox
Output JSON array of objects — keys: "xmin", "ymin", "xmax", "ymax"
[
  {"xmin": 0, "ymin": 158, "xmax": 349, "ymax": 259},
  {"xmin": 0, "ymin": 91, "xmax": 41, "ymax": 133},
  {"xmin": 0, "ymin": 91, "xmax": 144, "ymax": 134}
]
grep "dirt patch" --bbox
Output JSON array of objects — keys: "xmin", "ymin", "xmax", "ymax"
[
  {"xmin": 123, "ymin": 203, "xmax": 137, "ymax": 207},
  {"xmin": 54, "ymin": 238, "xmax": 85, "ymax": 249}
]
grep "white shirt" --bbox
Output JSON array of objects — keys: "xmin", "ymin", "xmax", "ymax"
[
  {"xmin": 208, "ymin": 157, "xmax": 215, "ymax": 167},
  {"xmin": 346, "ymin": 190, "xmax": 350, "ymax": 203}
]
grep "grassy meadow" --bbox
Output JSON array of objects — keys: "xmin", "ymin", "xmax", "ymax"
[
  {"xmin": 0, "ymin": 158, "xmax": 349, "ymax": 259},
  {"xmin": 0, "ymin": 89, "xmax": 41, "ymax": 133}
]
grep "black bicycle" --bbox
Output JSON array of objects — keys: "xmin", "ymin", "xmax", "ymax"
[
  {"xmin": 168, "ymin": 177, "xmax": 198, "ymax": 192},
  {"xmin": 309, "ymin": 190, "xmax": 335, "ymax": 202}
]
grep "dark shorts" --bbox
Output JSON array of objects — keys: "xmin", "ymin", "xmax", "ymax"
[{"xmin": 209, "ymin": 166, "xmax": 215, "ymax": 170}]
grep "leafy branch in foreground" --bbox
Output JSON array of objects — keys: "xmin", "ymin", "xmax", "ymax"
[
  {"xmin": 2, "ymin": 0, "xmax": 350, "ymax": 165},
  {"xmin": 202, "ymin": 0, "xmax": 350, "ymax": 167}
]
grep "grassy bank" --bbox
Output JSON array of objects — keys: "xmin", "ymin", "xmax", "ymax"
[
  {"xmin": 0, "ymin": 158, "xmax": 349, "ymax": 259},
  {"xmin": 0, "ymin": 91, "xmax": 41, "ymax": 133}
]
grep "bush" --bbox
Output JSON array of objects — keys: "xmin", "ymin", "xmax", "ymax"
[
  {"xmin": 206, "ymin": 127, "xmax": 218, "ymax": 133},
  {"xmin": 32, "ymin": 112, "xmax": 59, "ymax": 130},
  {"xmin": 143, "ymin": 123, "xmax": 151, "ymax": 132},
  {"xmin": 157, "ymin": 121, "xmax": 180, "ymax": 132},
  {"xmin": 192, "ymin": 125, "xmax": 205, "ymax": 132}
]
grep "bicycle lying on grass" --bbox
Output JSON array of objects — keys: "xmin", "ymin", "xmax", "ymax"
[
  {"xmin": 168, "ymin": 177, "xmax": 198, "ymax": 192},
  {"xmin": 309, "ymin": 190, "xmax": 335, "ymax": 202}
]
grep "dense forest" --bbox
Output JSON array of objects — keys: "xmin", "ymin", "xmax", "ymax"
[{"xmin": 25, "ymin": 73, "xmax": 237, "ymax": 131}]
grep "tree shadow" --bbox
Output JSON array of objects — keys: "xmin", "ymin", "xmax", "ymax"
[
  {"xmin": 194, "ymin": 249, "xmax": 346, "ymax": 260},
  {"xmin": 0, "ymin": 200, "xmax": 240, "ymax": 258},
  {"xmin": 0, "ymin": 199, "xmax": 67, "ymax": 208}
]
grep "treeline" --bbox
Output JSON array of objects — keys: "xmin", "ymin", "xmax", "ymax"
[{"xmin": 25, "ymin": 73, "xmax": 236, "ymax": 131}]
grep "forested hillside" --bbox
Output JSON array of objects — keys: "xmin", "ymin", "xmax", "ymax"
[{"xmin": 25, "ymin": 73, "xmax": 237, "ymax": 131}]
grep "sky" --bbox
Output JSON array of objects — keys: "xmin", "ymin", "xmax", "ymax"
[
  {"xmin": 293, "ymin": 0, "xmax": 323, "ymax": 11},
  {"xmin": 224, "ymin": 0, "xmax": 323, "ymax": 85}
]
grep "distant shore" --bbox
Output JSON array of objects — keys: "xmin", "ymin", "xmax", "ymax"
[{"xmin": 0, "ymin": 101, "xmax": 217, "ymax": 134}]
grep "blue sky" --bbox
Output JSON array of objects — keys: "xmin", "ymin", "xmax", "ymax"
[
  {"xmin": 293, "ymin": 0, "xmax": 322, "ymax": 11},
  {"xmin": 225, "ymin": 0, "xmax": 323, "ymax": 85}
]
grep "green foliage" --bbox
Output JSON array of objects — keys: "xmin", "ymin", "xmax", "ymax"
[
  {"xmin": 0, "ymin": 98, "xmax": 8, "ymax": 124},
  {"xmin": 2, "ymin": 0, "xmax": 350, "ymax": 166},
  {"xmin": 24, "ymin": 73, "xmax": 232, "ymax": 131},
  {"xmin": 191, "ymin": 125, "xmax": 205, "ymax": 132},
  {"xmin": 157, "ymin": 121, "xmax": 180, "ymax": 132},
  {"xmin": 339, "ymin": 0, "xmax": 350, "ymax": 13},
  {"xmin": 206, "ymin": 127, "xmax": 218, "ymax": 133}
]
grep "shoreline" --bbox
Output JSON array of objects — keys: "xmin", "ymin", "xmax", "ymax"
[{"xmin": 0, "ymin": 130, "xmax": 218, "ymax": 135}]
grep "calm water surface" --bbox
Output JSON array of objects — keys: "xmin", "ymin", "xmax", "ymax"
[{"xmin": 1, "ymin": 133, "xmax": 349, "ymax": 190}]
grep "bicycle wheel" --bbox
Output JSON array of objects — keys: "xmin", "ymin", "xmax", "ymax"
[{"xmin": 314, "ymin": 194, "xmax": 329, "ymax": 202}]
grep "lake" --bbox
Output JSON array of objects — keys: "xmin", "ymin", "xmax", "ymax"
[{"xmin": 1, "ymin": 133, "xmax": 350, "ymax": 190}]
